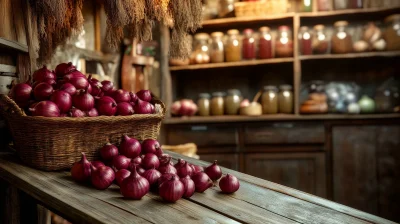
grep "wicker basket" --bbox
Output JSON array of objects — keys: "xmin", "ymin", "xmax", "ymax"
[
  {"xmin": 0, "ymin": 94, "xmax": 165, "ymax": 171},
  {"xmin": 235, "ymin": 0, "xmax": 289, "ymax": 17}
]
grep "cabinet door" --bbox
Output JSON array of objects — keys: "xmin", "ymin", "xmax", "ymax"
[
  {"xmin": 199, "ymin": 153, "xmax": 239, "ymax": 171},
  {"xmin": 244, "ymin": 153, "xmax": 326, "ymax": 197}
]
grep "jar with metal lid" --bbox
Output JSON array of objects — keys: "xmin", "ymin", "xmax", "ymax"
[
  {"xmin": 210, "ymin": 32, "xmax": 225, "ymax": 63},
  {"xmin": 191, "ymin": 33, "xmax": 210, "ymax": 64},
  {"xmin": 242, "ymin": 29, "xmax": 256, "ymax": 60},
  {"xmin": 278, "ymin": 85, "xmax": 293, "ymax": 114},
  {"xmin": 276, "ymin": 26, "xmax": 293, "ymax": 58},
  {"xmin": 317, "ymin": 0, "xmax": 333, "ymax": 11},
  {"xmin": 375, "ymin": 88, "xmax": 393, "ymax": 113},
  {"xmin": 258, "ymin": 26, "xmax": 273, "ymax": 59},
  {"xmin": 197, "ymin": 93, "xmax": 211, "ymax": 116},
  {"xmin": 384, "ymin": 14, "xmax": 400, "ymax": 51},
  {"xmin": 312, "ymin": 25, "xmax": 330, "ymax": 54},
  {"xmin": 225, "ymin": 29, "xmax": 242, "ymax": 62},
  {"xmin": 334, "ymin": 0, "xmax": 349, "ymax": 10},
  {"xmin": 211, "ymin": 92, "xmax": 225, "ymax": 115},
  {"xmin": 225, "ymin": 89, "xmax": 242, "ymax": 115},
  {"xmin": 301, "ymin": 0, "xmax": 313, "ymax": 12},
  {"xmin": 299, "ymin": 26, "xmax": 312, "ymax": 55},
  {"xmin": 218, "ymin": 0, "xmax": 235, "ymax": 18},
  {"xmin": 261, "ymin": 86, "xmax": 278, "ymax": 114},
  {"xmin": 331, "ymin": 21, "xmax": 353, "ymax": 54}
]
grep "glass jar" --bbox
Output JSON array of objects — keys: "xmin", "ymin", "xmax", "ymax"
[
  {"xmin": 211, "ymin": 92, "xmax": 225, "ymax": 115},
  {"xmin": 349, "ymin": 0, "xmax": 363, "ymax": 9},
  {"xmin": 191, "ymin": 33, "xmax": 210, "ymax": 64},
  {"xmin": 197, "ymin": 93, "xmax": 211, "ymax": 116},
  {"xmin": 301, "ymin": 0, "xmax": 313, "ymax": 12},
  {"xmin": 278, "ymin": 85, "xmax": 293, "ymax": 114},
  {"xmin": 210, "ymin": 32, "xmax": 225, "ymax": 63},
  {"xmin": 261, "ymin": 86, "xmax": 278, "ymax": 114},
  {"xmin": 218, "ymin": 0, "xmax": 235, "ymax": 18},
  {"xmin": 276, "ymin": 26, "xmax": 294, "ymax": 58},
  {"xmin": 242, "ymin": 29, "xmax": 256, "ymax": 60},
  {"xmin": 258, "ymin": 26, "xmax": 273, "ymax": 59},
  {"xmin": 334, "ymin": 0, "xmax": 349, "ymax": 10},
  {"xmin": 384, "ymin": 14, "xmax": 400, "ymax": 51},
  {"xmin": 317, "ymin": 0, "xmax": 333, "ymax": 11},
  {"xmin": 312, "ymin": 25, "xmax": 330, "ymax": 54},
  {"xmin": 299, "ymin": 26, "xmax": 313, "ymax": 55},
  {"xmin": 225, "ymin": 89, "xmax": 242, "ymax": 115},
  {"xmin": 331, "ymin": 21, "xmax": 353, "ymax": 54},
  {"xmin": 375, "ymin": 88, "xmax": 393, "ymax": 113},
  {"xmin": 225, "ymin": 29, "xmax": 242, "ymax": 62}
]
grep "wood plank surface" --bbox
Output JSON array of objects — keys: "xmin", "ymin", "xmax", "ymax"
[{"xmin": 0, "ymin": 38, "xmax": 28, "ymax": 53}]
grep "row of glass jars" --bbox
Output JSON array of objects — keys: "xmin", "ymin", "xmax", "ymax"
[
  {"xmin": 197, "ymin": 90, "xmax": 243, "ymax": 116},
  {"xmin": 302, "ymin": 0, "xmax": 363, "ymax": 12},
  {"xmin": 261, "ymin": 85, "xmax": 294, "ymax": 114}
]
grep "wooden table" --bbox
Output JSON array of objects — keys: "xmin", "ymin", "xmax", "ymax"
[{"xmin": 0, "ymin": 151, "xmax": 396, "ymax": 224}]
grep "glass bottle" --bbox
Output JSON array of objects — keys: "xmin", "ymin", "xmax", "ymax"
[
  {"xmin": 197, "ymin": 93, "xmax": 211, "ymax": 116},
  {"xmin": 334, "ymin": 0, "xmax": 349, "ymax": 10},
  {"xmin": 225, "ymin": 29, "xmax": 242, "ymax": 62},
  {"xmin": 301, "ymin": 0, "xmax": 313, "ymax": 12},
  {"xmin": 225, "ymin": 89, "xmax": 242, "ymax": 115},
  {"xmin": 258, "ymin": 26, "xmax": 273, "ymax": 59},
  {"xmin": 278, "ymin": 85, "xmax": 293, "ymax": 114},
  {"xmin": 210, "ymin": 32, "xmax": 225, "ymax": 63},
  {"xmin": 242, "ymin": 29, "xmax": 256, "ymax": 60},
  {"xmin": 211, "ymin": 92, "xmax": 225, "ymax": 115},
  {"xmin": 331, "ymin": 21, "xmax": 353, "ymax": 54},
  {"xmin": 191, "ymin": 33, "xmax": 210, "ymax": 64},
  {"xmin": 299, "ymin": 26, "xmax": 313, "ymax": 55},
  {"xmin": 349, "ymin": 0, "xmax": 363, "ymax": 9},
  {"xmin": 384, "ymin": 14, "xmax": 400, "ymax": 51},
  {"xmin": 317, "ymin": 0, "xmax": 333, "ymax": 11},
  {"xmin": 312, "ymin": 25, "xmax": 330, "ymax": 54},
  {"xmin": 261, "ymin": 86, "xmax": 278, "ymax": 114},
  {"xmin": 276, "ymin": 26, "xmax": 294, "ymax": 58}
]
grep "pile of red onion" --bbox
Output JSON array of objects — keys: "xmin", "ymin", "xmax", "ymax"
[
  {"xmin": 71, "ymin": 137, "xmax": 240, "ymax": 202},
  {"xmin": 170, "ymin": 99, "xmax": 197, "ymax": 117},
  {"xmin": 9, "ymin": 62, "xmax": 156, "ymax": 117}
]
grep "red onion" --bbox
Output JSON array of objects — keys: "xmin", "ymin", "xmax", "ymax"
[
  {"xmin": 134, "ymin": 98, "xmax": 154, "ymax": 114},
  {"xmin": 100, "ymin": 143, "xmax": 119, "ymax": 161},
  {"xmin": 120, "ymin": 165, "xmax": 150, "ymax": 199},
  {"xmin": 115, "ymin": 169, "xmax": 130, "ymax": 186},
  {"xmin": 113, "ymin": 89, "xmax": 131, "ymax": 103},
  {"xmin": 136, "ymin": 90, "xmax": 152, "ymax": 102},
  {"xmin": 179, "ymin": 99, "xmax": 196, "ymax": 116},
  {"xmin": 33, "ymin": 78, "xmax": 56, "ymax": 88},
  {"xmin": 60, "ymin": 83, "xmax": 77, "ymax": 96},
  {"xmin": 91, "ymin": 165, "xmax": 115, "ymax": 190},
  {"xmin": 142, "ymin": 167, "xmax": 161, "ymax": 187},
  {"xmin": 170, "ymin": 101, "xmax": 181, "ymax": 116},
  {"xmin": 88, "ymin": 75, "xmax": 102, "ymax": 96},
  {"xmin": 86, "ymin": 108, "xmax": 99, "ymax": 117},
  {"xmin": 158, "ymin": 173, "xmax": 178, "ymax": 187},
  {"xmin": 204, "ymin": 160, "xmax": 222, "ymax": 181},
  {"xmin": 159, "ymin": 154, "xmax": 172, "ymax": 165},
  {"xmin": 132, "ymin": 156, "xmax": 142, "ymax": 165},
  {"xmin": 142, "ymin": 153, "xmax": 160, "ymax": 170},
  {"xmin": 71, "ymin": 152, "xmax": 91, "ymax": 182},
  {"xmin": 158, "ymin": 155, "xmax": 177, "ymax": 174},
  {"xmin": 119, "ymin": 135, "xmax": 141, "ymax": 158},
  {"xmin": 190, "ymin": 164, "xmax": 204, "ymax": 174},
  {"xmin": 136, "ymin": 166, "xmax": 146, "ymax": 176},
  {"xmin": 55, "ymin": 80, "xmax": 66, "ymax": 89},
  {"xmin": 55, "ymin": 62, "xmax": 77, "ymax": 78},
  {"xmin": 29, "ymin": 101, "xmax": 60, "ymax": 117},
  {"xmin": 112, "ymin": 155, "xmax": 131, "ymax": 170},
  {"xmin": 219, "ymin": 174, "xmax": 240, "ymax": 193},
  {"xmin": 116, "ymin": 102, "xmax": 134, "ymax": 116},
  {"xmin": 72, "ymin": 88, "xmax": 94, "ymax": 111},
  {"xmin": 129, "ymin": 92, "xmax": 138, "ymax": 105},
  {"xmin": 60, "ymin": 113, "xmax": 68, "ymax": 117},
  {"xmin": 10, "ymin": 83, "xmax": 32, "ymax": 107},
  {"xmin": 87, "ymin": 83, "xmax": 93, "ymax": 94},
  {"xmin": 63, "ymin": 70, "xmax": 85, "ymax": 79},
  {"xmin": 100, "ymin": 80, "xmax": 114, "ymax": 94},
  {"xmin": 33, "ymin": 65, "xmax": 55, "ymax": 82},
  {"xmin": 96, "ymin": 96, "xmax": 117, "ymax": 116},
  {"xmin": 141, "ymin": 139, "xmax": 161, "ymax": 154},
  {"xmin": 180, "ymin": 175, "xmax": 195, "ymax": 198},
  {"xmin": 69, "ymin": 108, "xmax": 85, "ymax": 117},
  {"xmin": 66, "ymin": 75, "xmax": 89, "ymax": 90},
  {"xmin": 50, "ymin": 90, "xmax": 72, "ymax": 113},
  {"xmin": 175, "ymin": 159, "xmax": 193, "ymax": 178},
  {"xmin": 91, "ymin": 161, "xmax": 105, "ymax": 168},
  {"xmin": 159, "ymin": 175, "xmax": 184, "ymax": 202},
  {"xmin": 33, "ymin": 82, "xmax": 54, "ymax": 100},
  {"xmin": 192, "ymin": 172, "xmax": 213, "ymax": 193}
]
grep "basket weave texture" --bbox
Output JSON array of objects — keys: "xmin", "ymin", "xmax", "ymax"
[{"xmin": 0, "ymin": 94, "xmax": 165, "ymax": 171}]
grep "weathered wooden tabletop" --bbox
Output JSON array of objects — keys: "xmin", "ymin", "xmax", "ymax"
[{"xmin": 0, "ymin": 151, "xmax": 395, "ymax": 224}]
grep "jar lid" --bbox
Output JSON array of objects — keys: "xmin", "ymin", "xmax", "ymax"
[
  {"xmin": 194, "ymin": 33, "xmax": 210, "ymax": 40},
  {"xmin": 211, "ymin": 32, "xmax": 224, "ymax": 38},
  {"xmin": 279, "ymin": 26, "xmax": 290, "ymax": 31},
  {"xmin": 243, "ymin": 29, "xmax": 254, "ymax": 35},
  {"xmin": 227, "ymin": 89, "xmax": 242, "ymax": 96},
  {"xmin": 313, "ymin": 24, "xmax": 325, "ymax": 30},
  {"xmin": 198, "ymin": 93, "xmax": 211, "ymax": 99},
  {"xmin": 263, "ymin": 85, "xmax": 278, "ymax": 91},
  {"xmin": 299, "ymin": 26, "xmax": 309, "ymax": 31},
  {"xmin": 227, "ymin": 29, "xmax": 239, "ymax": 35},
  {"xmin": 212, "ymin": 92, "xmax": 226, "ymax": 97},
  {"xmin": 259, "ymin": 26, "xmax": 270, "ymax": 32},
  {"xmin": 279, "ymin": 84, "xmax": 292, "ymax": 90},
  {"xmin": 384, "ymin": 14, "xmax": 400, "ymax": 23},
  {"xmin": 334, "ymin": 21, "xmax": 349, "ymax": 27}
]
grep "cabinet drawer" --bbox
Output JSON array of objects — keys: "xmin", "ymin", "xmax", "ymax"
[
  {"xmin": 244, "ymin": 123, "xmax": 325, "ymax": 144},
  {"xmin": 167, "ymin": 125, "xmax": 238, "ymax": 147}
]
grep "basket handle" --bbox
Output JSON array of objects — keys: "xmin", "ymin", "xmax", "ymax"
[{"xmin": 0, "ymin": 94, "xmax": 26, "ymax": 116}]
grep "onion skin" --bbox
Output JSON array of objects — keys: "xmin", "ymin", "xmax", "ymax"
[
  {"xmin": 142, "ymin": 153, "xmax": 160, "ymax": 170},
  {"xmin": 120, "ymin": 165, "xmax": 150, "ymax": 200},
  {"xmin": 88, "ymin": 75, "xmax": 102, "ymax": 96},
  {"xmin": 204, "ymin": 160, "xmax": 222, "ymax": 181},
  {"xmin": 55, "ymin": 62, "xmax": 77, "ymax": 78},
  {"xmin": 192, "ymin": 172, "xmax": 213, "ymax": 193},
  {"xmin": 142, "ymin": 167, "xmax": 162, "ymax": 187},
  {"xmin": 119, "ymin": 135, "xmax": 141, "ymax": 158},
  {"xmin": 71, "ymin": 152, "xmax": 91, "ymax": 182},
  {"xmin": 91, "ymin": 161, "xmax": 105, "ymax": 168},
  {"xmin": 64, "ymin": 71, "xmax": 89, "ymax": 90},
  {"xmin": 69, "ymin": 108, "xmax": 85, "ymax": 117},
  {"xmin": 190, "ymin": 164, "xmax": 204, "ymax": 174},
  {"xmin": 129, "ymin": 92, "xmax": 138, "ymax": 105},
  {"xmin": 60, "ymin": 83, "xmax": 77, "ymax": 96},
  {"xmin": 170, "ymin": 101, "xmax": 181, "ymax": 116},
  {"xmin": 96, "ymin": 96, "xmax": 117, "ymax": 116},
  {"xmin": 33, "ymin": 65, "xmax": 56, "ymax": 82},
  {"xmin": 100, "ymin": 80, "xmax": 114, "ymax": 94},
  {"xmin": 100, "ymin": 143, "xmax": 119, "ymax": 161},
  {"xmin": 180, "ymin": 175, "xmax": 195, "ymax": 198},
  {"xmin": 136, "ymin": 166, "xmax": 146, "ymax": 176},
  {"xmin": 29, "ymin": 101, "xmax": 60, "ymax": 117},
  {"xmin": 136, "ymin": 90, "xmax": 152, "ymax": 102},
  {"xmin": 113, "ymin": 89, "xmax": 131, "ymax": 103},
  {"xmin": 134, "ymin": 98, "xmax": 154, "ymax": 114},
  {"xmin": 34, "ymin": 82, "xmax": 54, "ymax": 100},
  {"xmin": 116, "ymin": 102, "xmax": 134, "ymax": 116},
  {"xmin": 159, "ymin": 175, "xmax": 184, "ymax": 202},
  {"xmin": 112, "ymin": 155, "xmax": 131, "ymax": 170},
  {"xmin": 175, "ymin": 159, "xmax": 193, "ymax": 178},
  {"xmin": 158, "ymin": 173, "xmax": 179, "ymax": 187},
  {"xmin": 115, "ymin": 169, "xmax": 131, "ymax": 186},
  {"xmin": 219, "ymin": 174, "xmax": 240, "ymax": 194},
  {"xmin": 141, "ymin": 139, "xmax": 161, "ymax": 154},
  {"xmin": 131, "ymin": 156, "xmax": 142, "ymax": 165},
  {"xmin": 72, "ymin": 89, "xmax": 95, "ymax": 111},
  {"xmin": 91, "ymin": 165, "xmax": 115, "ymax": 190},
  {"xmin": 158, "ymin": 155, "xmax": 177, "ymax": 175},
  {"xmin": 86, "ymin": 108, "xmax": 99, "ymax": 117},
  {"xmin": 50, "ymin": 90, "xmax": 72, "ymax": 113}
]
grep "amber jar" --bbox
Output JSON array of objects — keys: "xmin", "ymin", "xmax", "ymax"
[
  {"xmin": 276, "ymin": 26, "xmax": 294, "ymax": 58},
  {"xmin": 197, "ymin": 93, "xmax": 211, "ymax": 116},
  {"xmin": 261, "ymin": 86, "xmax": 278, "ymax": 114},
  {"xmin": 317, "ymin": 0, "xmax": 333, "ymax": 11},
  {"xmin": 334, "ymin": 0, "xmax": 349, "ymax": 10},
  {"xmin": 242, "ymin": 29, "xmax": 256, "ymax": 60},
  {"xmin": 384, "ymin": 14, "xmax": 400, "ymax": 51},
  {"xmin": 278, "ymin": 85, "xmax": 293, "ymax": 114},
  {"xmin": 349, "ymin": 0, "xmax": 363, "ymax": 9},
  {"xmin": 332, "ymin": 21, "xmax": 353, "ymax": 54},
  {"xmin": 258, "ymin": 26, "xmax": 273, "ymax": 59},
  {"xmin": 210, "ymin": 32, "xmax": 225, "ymax": 63},
  {"xmin": 299, "ymin": 26, "xmax": 312, "ymax": 55},
  {"xmin": 225, "ymin": 89, "xmax": 242, "ymax": 115},
  {"xmin": 312, "ymin": 25, "xmax": 330, "ymax": 54},
  {"xmin": 225, "ymin": 29, "xmax": 242, "ymax": 62},
  {"xmin": 211, "ymin": 92, "xmax": 225, "ymax": 115}
]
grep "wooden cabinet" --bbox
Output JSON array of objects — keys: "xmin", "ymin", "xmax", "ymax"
[
  {"xmin": 198, "ymin": 153, "xmax": 239, "ymax": 171},
  {"xmin": 244, "ymin": 152, "xmax": 326, "ymax": 197}
]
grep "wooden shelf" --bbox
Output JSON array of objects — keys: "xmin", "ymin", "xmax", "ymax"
[
  {"xmin": 169, "ymin": 58, "xmax": 293, "ymax": 71},
  {"xmin": 300, "ymin": 51, "xmax": 400, "ymax": 61},
  {"xmin": 0, "ymin": 37, "xmax": 28, "ymax": 52},
  {"xmin": 71, "ymin": 46, "xmax": 118, "ymax": 63},
  {"xmin": 202, "ymin": 13, "xmax": 294, "ymax": 28},
  {"xmin": 0, "ymin": 64, "xmax": 17, "ymax": 73},
  {"xmin": 299, "ymin": 6, "xmax": 400, "ymax": 18},
  {"xmin": 163, "ymin": 114, "xmax": 400, "ymax": 124}
]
